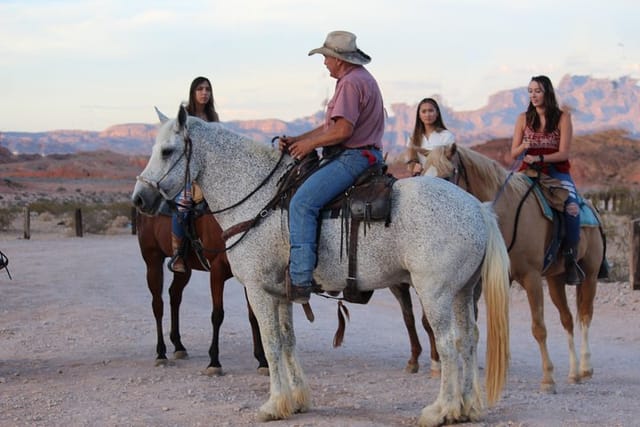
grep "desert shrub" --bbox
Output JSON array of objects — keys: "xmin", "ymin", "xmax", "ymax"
[
  {"xmin": 38, "ymin": 211, "xmax": 56, "ymax": 222},
  {"xmin": 105, "ymin": 215, "xmax": 131, "ymax": 235},
  {"xmin": 78, "ymin": 202, "xmax": 134, "ymax": 234},
  {"xmin": 0, "ymin": 208, "xmax": 18, "ymax": 231},
  {"xmin": 601, "ymin": 213, "xmax": 631, "ymax": 282},
  {"xmin": 23, "ymin": 200, "xmax": 134, "ymax": 235},
  {"xmin": 29, "ymin": 200, "xmax": 77, "ymax": 216},
  {"xmin": 584, "ymin": 188, "xmax": 640, "ymax": 217}
]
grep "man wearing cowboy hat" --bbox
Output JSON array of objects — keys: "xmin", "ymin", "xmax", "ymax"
[{"xmin": 279, "ymin": 30, "xmax": 385, "ymax": 303}]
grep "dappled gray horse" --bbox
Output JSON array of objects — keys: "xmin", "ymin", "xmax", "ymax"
[{"xmin": 132, "ymin": 107, "xmax": 510, "ymax": 427}]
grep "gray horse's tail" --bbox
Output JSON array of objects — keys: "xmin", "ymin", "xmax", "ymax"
[{"xmin": 479, "ymin": 202, "xmax": 510, "ymax": 405}]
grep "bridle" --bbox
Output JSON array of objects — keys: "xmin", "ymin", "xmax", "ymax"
[
  {"xmin": 136, "ymin": 124, "xmax": 192, "ymax": 204},
  {"xmin": 438, "ymin": 149, "xmax": 471, "ymax": 191},
  {"xmin": 139, "ymin": 130, "xmax": 290, "ymax": 254}
]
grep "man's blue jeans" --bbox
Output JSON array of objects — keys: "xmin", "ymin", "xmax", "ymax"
[{"xmin": 288, "ymin": 148, "xmax": 383, "ymax": 286}]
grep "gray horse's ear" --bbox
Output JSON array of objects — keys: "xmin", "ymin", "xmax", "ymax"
[
  {"xmin": 154, "ymin": 106, "xmax": 169, "ymax": 123},
  {"xmin": 177, "ymin": 104, "xmax": 188, "ymax": 129}
]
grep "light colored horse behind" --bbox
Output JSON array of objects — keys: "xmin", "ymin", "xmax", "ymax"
[
  {"xmin": 424, "ymin": 143, "xmax": 606, "ymax": 394},
  {"xmin": 131, "ymin": 109, "xmax": 510, "ymax": 427}
]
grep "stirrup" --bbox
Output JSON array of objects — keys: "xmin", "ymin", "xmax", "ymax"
[
  {"xmin": 565, "ymin": 261, "xmax": 585, "ymax": 286},
  {"xmin": 168, "ymin": 255, "xmax": 186, "ymax": 273},
  {"xmin": 191, "ymin": 239, "xmax": 211, "ymax": 271}
]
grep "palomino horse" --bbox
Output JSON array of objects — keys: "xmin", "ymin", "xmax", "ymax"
[
  {"xmin": 132, "ymin": 107, "xmax": 510, "ymax": 427},
  {"xmin": 135, "ymin": 210, "xmax": 268, "ymax": 375},
  {"xmin": 423, "ymin": 143, "xmax": 606, "ymax": 393}
]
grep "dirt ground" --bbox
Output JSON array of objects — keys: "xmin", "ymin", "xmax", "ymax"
[{"xmin": 0, "ymin": 230, "xmax": 639, "ymax": 427}]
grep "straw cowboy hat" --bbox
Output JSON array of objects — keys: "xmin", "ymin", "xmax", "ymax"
[{"xmin": 308, "ymin": 30, "xmax": 371, "ymax": 65}]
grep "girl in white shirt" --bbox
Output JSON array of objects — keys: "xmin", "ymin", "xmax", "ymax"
[{"xmin": 405, "ymin": 97, "xmax": 455, "ymax": 175}]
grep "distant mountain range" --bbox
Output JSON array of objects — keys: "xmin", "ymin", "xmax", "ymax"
[{"xmin": 1, "ymin": 75, "xmax": 638, "ymax": 157}]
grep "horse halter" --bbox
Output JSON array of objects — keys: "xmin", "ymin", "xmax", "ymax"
[
  {"xmin": 135, "ymin": 128, "xmax": 192, "ymax": 203},
  {"xmin": 442, "ymin": 150, "xmax": 470, "ymax": 191}
]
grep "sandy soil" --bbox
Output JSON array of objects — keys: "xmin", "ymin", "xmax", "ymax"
[{"xmin": 0, "ymin": 233, "xmax": 639, "ymax": 427}]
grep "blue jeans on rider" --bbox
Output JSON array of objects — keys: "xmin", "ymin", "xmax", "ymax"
[
  {"xmin": 548, "ymin": 166, "xmax": 580, "ymax": 247},
  {"xmin": 172, "ymin": 182, "xmax": 193, "ymax": 239},
  {"xmin": 172, "ymin": 210, "xmax": 188, "ymax": 238},
  {"xmin": 288, "ymin": 147, "xmax": 384, "ymax": 287}
]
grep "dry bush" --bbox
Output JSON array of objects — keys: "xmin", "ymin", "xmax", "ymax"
[
  {"xmin": 105, "ymin": 215, "xmax": 131, "ymax": 235},
  {"xmin": 601, "ymin": 213, "xmax": 631, "ymax": 282},
  {"xmin": 0, "ymin": 208, "xmax": 18, "ymax": 231}
]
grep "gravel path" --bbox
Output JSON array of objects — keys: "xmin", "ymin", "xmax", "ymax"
[{"xmin": 0, "ymin": 234, "xmax": 638, "ymax": 426}]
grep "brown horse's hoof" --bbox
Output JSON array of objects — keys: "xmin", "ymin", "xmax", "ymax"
[
  {"xmin": 405, "ymin": 362, "xmax": 419, "ymax": 374},
  {"xmin": 580, "ymin": 368, "xmax": 594, "ymax": 379},
  {"xmin": 155, "ymin": 359, "xmax": 169, "ymax": 367},
  {"xmin": 257, "ymin": 367, "xmax": 270, "ymax": 376},
  {"xmin": 568, "ymin": 375, "xmax": 580, "ymax": 384},
  {"xmin": 173, "ymin": 350, "xmax": 189, "ymax": 360},
  {"xmin": 540, "ymin": 381, "xmax": 557, "ymax": 394},
  {"xmin": 203, "ymin": 366, "xmax": 224, "ymax": 377}
]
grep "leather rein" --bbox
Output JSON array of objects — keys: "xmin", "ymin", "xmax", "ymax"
[
  {"xmin": 138, "ymin": 132, "xmax": 289, "ymax": 254},
  {"xmin": 444, "ymin": 149, "xmax": 537, "ymax": 252}
]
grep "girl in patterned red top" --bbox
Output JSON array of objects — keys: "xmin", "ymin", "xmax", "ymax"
[{"xmin": 511, "ymin": 75, "xmax": 584, "ymax": 285}]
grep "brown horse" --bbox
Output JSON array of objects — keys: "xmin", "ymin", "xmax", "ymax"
[
  {"xmin": 423, "ymin": 143, "xmax": 606, "ymax": 393},
  {"xmin": 135, "ymin": 210, "xmax": 268, "ymax": 376}
]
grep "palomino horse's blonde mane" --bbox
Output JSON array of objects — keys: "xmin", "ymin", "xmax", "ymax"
[{"xmin": 430, "ymin": 145, "xmax": 531, "ymax": 200}]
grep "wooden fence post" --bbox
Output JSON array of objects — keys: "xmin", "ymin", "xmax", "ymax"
[
  {"xmin": 632, "ymin": 218, "xmax": 640, "ymax": 290},
  {"xmin": 131, "ymin": 207, "xmax": 137, "ymax": 235},
  {"xmin": 23, "ymin": 206, "xmax": 30, "ymax": 240},
  {"xmin": 74, "ymin": 208, "xmax": 83, "ymax": 237}
]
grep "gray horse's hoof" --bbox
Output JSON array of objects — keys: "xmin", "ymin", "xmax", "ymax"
[
  {"xmin": 257, "ymin": 410, "xmax": 280, "ymax": 422},
  {"xmin": 257, "ymin": 367, "xmax": 270, "ymax": 376}
]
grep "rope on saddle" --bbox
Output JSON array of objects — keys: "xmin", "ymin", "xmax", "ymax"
[{"xmin": 0, "ymin": 250, "xmax": 12, "ymax": 280}]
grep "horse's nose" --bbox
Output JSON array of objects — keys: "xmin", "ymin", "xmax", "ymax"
[{"xmin": 131, "ymin": 193, "xmax": 144, "ymax": 210}]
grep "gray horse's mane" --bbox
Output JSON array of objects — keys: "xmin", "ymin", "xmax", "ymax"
[{"xmin": 157, "ymin": 116, "xmax": 282, "ymax": 162}]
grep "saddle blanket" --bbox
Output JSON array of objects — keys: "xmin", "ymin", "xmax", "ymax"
[{"xmin": 524, "ymin": 176, "xmax": 600, "ymax": 227}]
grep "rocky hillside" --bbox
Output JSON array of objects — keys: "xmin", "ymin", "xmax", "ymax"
[
  {"xmin": 1, "ymin": 75, "xmax": 638, "ymax": 157},
  {"xmin": 386, "ymin": 129, "xmax": 640, "ymax": 192},
  {"xmin": 1, "ymin": 130, "xmax": 638, "ymax": 209}
]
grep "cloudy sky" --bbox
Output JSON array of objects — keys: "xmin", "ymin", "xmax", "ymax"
[{"xmin": 1, "ymin": 0, "xmax": 637, "ymax": 132}]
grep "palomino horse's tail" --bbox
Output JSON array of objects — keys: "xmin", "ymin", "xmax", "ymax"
[{"xmin": 479, "ymin": 202, "xmax": 510, "ymax": 405}]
